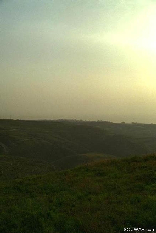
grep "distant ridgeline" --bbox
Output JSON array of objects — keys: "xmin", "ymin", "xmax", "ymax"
[{"xmin": 0, "ymin": 119, "xmax": 156, "ymax": 170}]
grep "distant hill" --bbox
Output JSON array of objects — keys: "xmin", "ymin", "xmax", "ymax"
[{"xmin": 0, "ymin": 119, "xmax": 152, "ymax": 170}]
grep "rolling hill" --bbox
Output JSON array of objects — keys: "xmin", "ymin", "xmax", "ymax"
[
  {"xmin": 0, "ymin": 119, "xmax": 151, "ymax": 170},
  {"xmin": 0, "ymin": 120, "xmax": 156, "ymax": 232}
]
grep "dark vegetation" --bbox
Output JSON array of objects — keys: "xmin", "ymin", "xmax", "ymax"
[
  {"xmin": 0, "ymin": 120, "xmax": 156, "ymax": 232},
  {"xmin": 1, "ymin": 119, "xmax": 156, "ymax": 170},
  {"xmin": 0, "ymin": 155, "xmax": 156, "ymax": 233}
]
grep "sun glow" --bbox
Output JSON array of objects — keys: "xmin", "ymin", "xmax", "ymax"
[
  {"xmin": 83, "ymin": 4, "xmax": 156, "ymax": 54},
  {"xmin": 116, "ymin": 5, "xmax": 156, "ymax": 52},
  {"xmin": 133, "ymin": 7, "xmax": 156, "ymax": 52}
]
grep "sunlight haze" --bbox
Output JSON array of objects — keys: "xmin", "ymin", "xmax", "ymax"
[{"xmin": 1, "ymin": 0, "xmax": 156, "ymax": 123}]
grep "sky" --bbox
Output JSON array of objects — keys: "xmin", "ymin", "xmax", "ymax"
[{"xmin": 1, "ymin": 0, "xmax": 156, "ymax": 123}]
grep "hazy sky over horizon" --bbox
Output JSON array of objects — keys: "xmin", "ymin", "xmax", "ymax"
[{"xmin": 1, "ymin": 0, "xmax": 156, "ymax": 123}]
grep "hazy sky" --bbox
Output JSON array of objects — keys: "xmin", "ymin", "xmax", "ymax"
[{"xmin": 1, "ymin": 0, "xmax": 156, "ymax": 123}]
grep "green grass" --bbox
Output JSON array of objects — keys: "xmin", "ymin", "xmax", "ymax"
[
  {"xmin": 0, "ymin": 154, "xmax": 55, "ymax": 180},
  {"xmin": 0, "ymin": 154, "xmax": 156, "ymax": 233}
]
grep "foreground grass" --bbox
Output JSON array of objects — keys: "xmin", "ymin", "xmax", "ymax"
[
  {"xmin": 0, "ymin": 154, "xmax": 55, "ymax": 180},
  {"xmin": 0, "ymin": 155, "xmax": 156, "ymax": 233}
]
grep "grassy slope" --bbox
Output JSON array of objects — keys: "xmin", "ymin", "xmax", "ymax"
[
  {"xmin": 0, "ymin": 154, "xmax": 55, "ymax": 180},
  {"xmin": 0, "ymin": 155, "xmax": 156, "ymax": 233}
]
